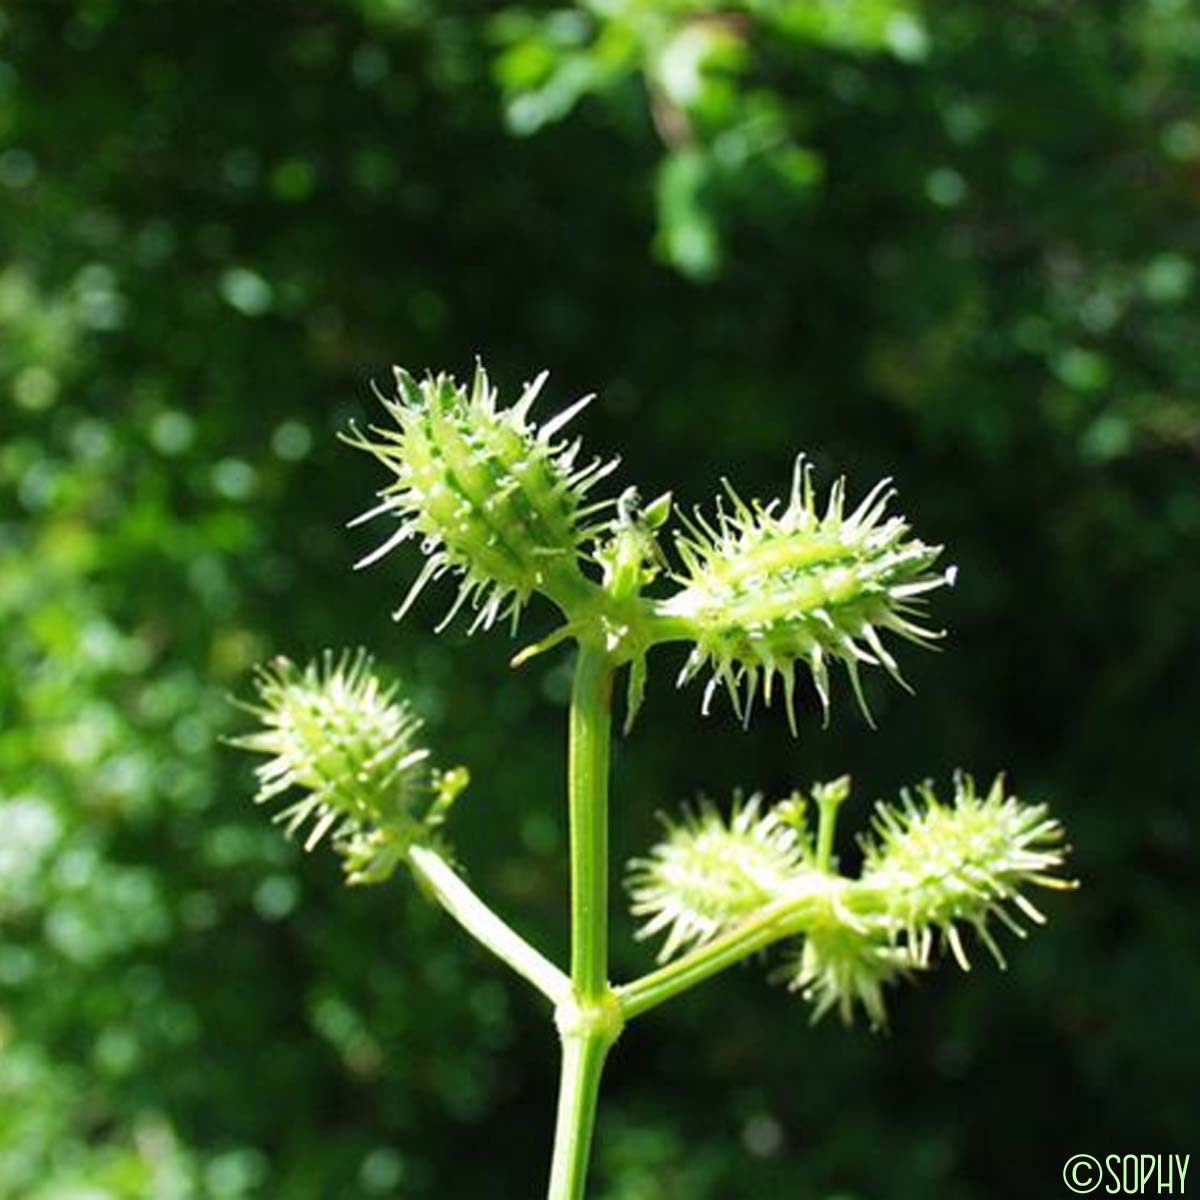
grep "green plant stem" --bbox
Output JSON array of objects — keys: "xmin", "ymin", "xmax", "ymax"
[
  {"xmin": 618, "ymin": 901, "xmax": 799, "ymax": 1020},
  {"xmin": 408, "ymin": 844, "xmax": 570, "ymax": 1005},
  {"xmin": 815, "ymin": 801, "xmax": 839, "ymax": 872},
  {"xmin": 546, "ymin": 640, "xmax": 618, "ymax": 1200},
  {"xmin": 618, "ymin": 878, "xmax": 853, "ymax": 1020},
  {"xmin": 567, "ymin": 643, "xmax": 613, "ymax": 1001},
  {"xmin": 813, "ymin": 777, "xmax": 851, "ymax": 872},
  {"xmin": 546, "ymin": 1024, "xmax": 613, "ymax": 1200}
]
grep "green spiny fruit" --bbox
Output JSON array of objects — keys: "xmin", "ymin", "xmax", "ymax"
[
  {"xmin": 784, "ymin": 924, "xmax": 914, "ymax": 1031},
  {"xmin": 624, "ymin": 773, "xmax": 1074, "ymax": 1028},
  {"xmin": 231, "ymin": 650, "xmax": 461, "ymax": 883},
  {"xmin": 659, "ymin": 457, "xmax": 954, "ymax": 733},
  {"xmin": 343, "ymin": 363, "xmax": 618, "ymax": 632},
  {"xmin": 626, "ymin": 794, "xmax": 805, "ymax": 960},
  {"xmin": 859, "ymin": 772, "xmax": 1075, "ymax": 970}
]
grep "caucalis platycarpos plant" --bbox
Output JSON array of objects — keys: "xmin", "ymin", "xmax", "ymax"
[{"xmin": 233, "ymin": 363, "xmax": 1075, "ymax": 1199}]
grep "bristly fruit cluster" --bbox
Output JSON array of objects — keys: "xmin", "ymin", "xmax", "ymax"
[
  {"xmin": 858, "ymin": 772, "xmax": 1076, "ymax": 972},
  {"xmin": 341, "ymin": 365, "xmax": 956, "ymax": 738},
  {"xmin": 657, "ymin": 457, "xmax": 956, "ymax": 733},
  {"xmin": 343, "ymin": 363, "xmax": 617, "ymax": 634},
  {"xmin": 627, "ymin": 773, "xmax": 1075, "ymax": 1028},
  {"xmin": 627, "ymin": 795, "xmax": 806, "ymax": 960},
  {"xmin": 230, "ymin": 650, "xmax": 467, "ymax": 884}
]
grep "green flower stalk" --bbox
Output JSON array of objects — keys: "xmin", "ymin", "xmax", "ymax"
[
  {"xmin": 658, "ymin": 458, "xmax": 954, "ymax": 732},
  {"xmin": 232, "ymin": 360, "xmax": 1077, "ymax": 1200}
]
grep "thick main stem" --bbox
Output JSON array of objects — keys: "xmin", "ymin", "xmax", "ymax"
[
  {"xmin": 546, "ymin": 641, "xmax": 617, "ymax": 1200},
  {"xmin": 546, "ymin": 1023, "xmax": 612, "ymax": 1200},
  {"xmin": 567, "ymin": 643, "xmax": 613, "ymax": 1001}
]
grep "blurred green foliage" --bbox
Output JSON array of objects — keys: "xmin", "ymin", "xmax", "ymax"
[{"xmin": 1, "ymin": 0, "xmax": 1197, "ymax": 1197}]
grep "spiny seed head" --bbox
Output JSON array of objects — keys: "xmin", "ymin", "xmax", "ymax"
[
  {"xmin": 859, "ymin": 771, "xmax": 1076, "ymax": 971},
  {"xmin": 343, "ymin": 362, "xmax": 618, "ymax": 633},
  {"xmin": 660, "ymin": 456, "xmax": 955, "ymax": 733},
  {"xmin": 784, "ymin": 925, "xmax": 914, "ymax": 1032},
  {"xmin": 627, "ymin": 772, "xmax": 1074, "ymax": 1030},
  {"xmin": 626, "ymin": 794, "xmax": 805, "ymax": 961},
  {"xmin": 231, "ymin": 650, "xmax": 453, "ymax": 881}
]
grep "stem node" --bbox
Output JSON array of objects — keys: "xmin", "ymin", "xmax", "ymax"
[{"xmin": 554, "ymin": 990, "xmax": 625, "ymax": 1047}]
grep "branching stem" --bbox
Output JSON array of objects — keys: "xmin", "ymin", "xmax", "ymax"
[
  {"xmin": 408, "ymin": 844, "xmax": 571, "ymax": 1005},
  {"xmin": 618, "ymin": 896, "xmax": 812, "ymax": 1020}
]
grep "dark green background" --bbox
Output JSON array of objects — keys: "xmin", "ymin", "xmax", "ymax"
[{"xmin": 2, "ymin": 1, "xmax": 1197, "ymax": 1196}]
